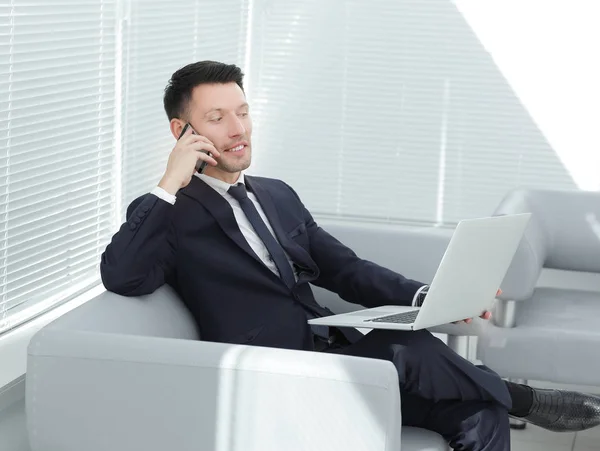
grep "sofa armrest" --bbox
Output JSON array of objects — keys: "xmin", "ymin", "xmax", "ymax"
[
  {"xmin": 26, "ymin": 329, "xmax": 402, "ymax": 451},
  {"xmin": 493, "ymin": 189, "xmax": 549, "ymax": 302},
  {"xmin": 43, "ymin": 284, "xmax": 200, "ymax": 340}
]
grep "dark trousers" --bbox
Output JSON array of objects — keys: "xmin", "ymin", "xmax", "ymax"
[{"xmin": 318, "ymin": 329, "xmax": 511, "ymax": 451}]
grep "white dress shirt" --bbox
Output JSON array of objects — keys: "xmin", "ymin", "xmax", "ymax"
[{"xmin": 150, "ymin": 175, "xmax": 426, "ymax": 305}]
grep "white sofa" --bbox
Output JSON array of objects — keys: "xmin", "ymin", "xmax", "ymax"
[
  {"xmin": 26, "ymin": 222, "xmax": 469, "ymax": 451},
  {"xmin": 477, "ymin": 188, "xmax": 600, "ymax": 385}
]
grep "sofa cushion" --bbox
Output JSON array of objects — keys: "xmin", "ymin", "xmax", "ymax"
[
  {"xmin": 477, "ymin": 287, "xmax": 600, "ymax": 385},
  {"xmin": 401, "ymin": 427, "xmax": 449, "ymax": 450}
]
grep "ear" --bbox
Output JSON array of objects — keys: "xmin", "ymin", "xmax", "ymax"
[{"xmin": 170, "ymin": 118, "xmax": 186, "ymax": 140}]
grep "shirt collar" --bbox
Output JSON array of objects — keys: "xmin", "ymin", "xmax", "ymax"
[{"xmin": 195, "ymin": 172, "xmax": 245, "ymax": 196}]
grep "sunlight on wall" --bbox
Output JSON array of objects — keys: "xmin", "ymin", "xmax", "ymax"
[{"xmin": 455, "ymin": 0, "xmax": 600, "ymax": 190}]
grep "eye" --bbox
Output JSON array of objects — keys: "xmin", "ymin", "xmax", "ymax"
[
  {"xmin": 239, "ymin": 112, "xmax": 249, "ymax": 117},
  {"xmin": 210, "ymin": 117, "xmax": 222, "ymax": 122}
]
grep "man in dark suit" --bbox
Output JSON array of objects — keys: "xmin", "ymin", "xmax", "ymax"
[{"xmin": 101, "ymin": 61, "xmax": 600, "ymax": 451}]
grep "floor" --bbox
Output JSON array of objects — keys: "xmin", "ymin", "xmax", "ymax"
[
  {"xmin": 510, "ymin": 381, "xmax": 600, "ymax": 451},
  {"xmin": 511, "ymin": 422, "xmax": 600, "ymax": 451},
  {"xmin": 0, "ymin": 397, "xmax": 29, "ymax": 451},
  {"xmin": 448, "ymin": 334, "xmax": 600, "ymax": 450}
]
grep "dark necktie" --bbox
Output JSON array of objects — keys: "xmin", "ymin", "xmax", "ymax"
[
  {"xmin": 228, "ymin": 183, "xmax": 330, "ymax": 341},
  {"xmin": 228, "ymin": 183, "xmax": 296, "ymax": 289}
]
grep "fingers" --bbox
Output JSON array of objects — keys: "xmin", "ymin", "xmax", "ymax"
[
  {"xmin": 177, "ymin": 131, "xmax": 221, "ymax": 159},
  {"xmin": 182, "ymin": 133, "xmax": 217, "ymax": 148},
  {"xmin": 497, "ymin": 288, "xmax": 503, "ymax": 296},
  {"xmin": 452, "ymin": 310, "xmax": 492, "ymax": 325},
  {"xmin": 195, "ymin": 150, "xmax": 219, "ymax": 166},
  {"xmin": 480, "ymin": 311, "xmax": 492, "ymax": 320},
  {"xmin": 190, "ymin": 140, "xmax": 220, "ymax": 158}
]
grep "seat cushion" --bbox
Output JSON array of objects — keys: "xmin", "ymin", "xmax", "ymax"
[
  {"xmin": 401, "ymin": 427, "xmax": 448, "ymax": 450},
  {"xmin": 477, "ymin": 287, "xmax": 600, "ymax": 385}
]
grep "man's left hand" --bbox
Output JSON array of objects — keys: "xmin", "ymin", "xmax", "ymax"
[{"xmin": 454, "ymin": 289, "xmax": 502, "ymax": 324}]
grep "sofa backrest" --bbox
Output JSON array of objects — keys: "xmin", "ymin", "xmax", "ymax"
[
  {"xmin": 494, "ymin": 188, "xmax": 600, "ymax": 300},
  {"xmin": 42, "ymin": 223, "xmax": 454, "ymax": 338},
  {"xmin": 311, "ymin": 220, "xmax": 452, "ymax": 313}
]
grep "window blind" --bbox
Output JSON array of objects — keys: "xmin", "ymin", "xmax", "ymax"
[
  {"xmin": 0, "ymin": 0, "xmax": 117, "ymax": 334},
  {"xmin": 246, "ymin": 0, "xmax": 594, "ymax": 226},
  {"xmin": 120, "ymin": 0, "xmax": 250, "ymax": 219}
]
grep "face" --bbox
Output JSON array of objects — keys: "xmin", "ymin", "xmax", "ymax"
[{"xmin": 173, "ymin": 82, "xmax": 253, "ymax": 181}]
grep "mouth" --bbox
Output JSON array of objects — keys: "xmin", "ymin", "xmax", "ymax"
[{"xmin": 224, "ymin": 142, "xmax": 248, "ymax": 153}]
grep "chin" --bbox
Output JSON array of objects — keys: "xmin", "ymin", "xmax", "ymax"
[{"xmin": 220, "ymin": 159, "xmax": 251, "ymax": 174}]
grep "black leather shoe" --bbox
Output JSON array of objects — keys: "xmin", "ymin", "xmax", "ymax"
[{"xmin": 514, "ymin": 389, "xmax": 600, "ymax": 432}]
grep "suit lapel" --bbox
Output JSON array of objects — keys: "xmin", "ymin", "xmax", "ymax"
[
  {"xmin": 181, "ymin": 175, "xmax": 320, "ymax": 283},
  {"xmin": 245, "ymin": 176, "xmax": 319, "ymax": 280},
  {"xmin": 179, "ymin": 177, "xmax": 264, "ymax": 267}
]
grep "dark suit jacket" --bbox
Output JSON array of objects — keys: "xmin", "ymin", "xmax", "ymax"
[{"xmin": 100, "ymin": 175, "xmax": 424, "ymax": 350}]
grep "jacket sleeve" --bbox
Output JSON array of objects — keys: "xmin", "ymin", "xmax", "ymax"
[
  {"xmin": 100, "ymin": 194, "xmax": 177, "ymax": 297},
  {"xmin": 283, "ymin": 183, "xmax": 425, "ymax": 308}
]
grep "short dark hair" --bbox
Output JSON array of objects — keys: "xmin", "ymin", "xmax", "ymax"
[{"xmin": 163, "ymin": 60, "xmax": 245, "ymax": 121}]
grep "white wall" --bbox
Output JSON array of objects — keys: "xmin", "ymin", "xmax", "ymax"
[{"xmin": 455, "ymin": 0, "xmax": 600, "ymax": 191}]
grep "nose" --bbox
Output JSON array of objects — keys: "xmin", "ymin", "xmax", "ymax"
[{"xmin": 228, "ymin": 114, "xmax": 246, "ymax": 138}]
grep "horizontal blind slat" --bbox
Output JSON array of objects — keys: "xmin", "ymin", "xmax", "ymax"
[{"xmin": 1, "ymin": 0, "xmax": 118, "ymax": 335}]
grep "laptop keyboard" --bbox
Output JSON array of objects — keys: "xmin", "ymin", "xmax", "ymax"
[{"xmin": 366, "ymin": 310, "xmax": 419, "ymax": 324}]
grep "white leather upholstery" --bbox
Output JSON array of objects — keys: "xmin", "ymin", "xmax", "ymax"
[
  {"xmin": 29, "ymin": 328, "xmax": 401, "ymax": 451},
  {"xmin": 478, "ymin": 188, "xmax": 600, "ymax": 385},
  {"xmin": 26, "ymin": 285, "xmax": 448, "ymax": 451},
  {"xmin": 401, "ymin": 427, "xmax": 449, "ymax": 450},
  {"xmin": 478, "ymin": 287, "xmax": 600, "ymax": 384},
  {"xmin": 495, "ymin": 188, "xmax": 600, "ymax": 301}
]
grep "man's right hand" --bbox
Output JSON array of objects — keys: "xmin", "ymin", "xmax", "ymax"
[{"xmin": 158, "ymin": 126, "xmax": 220, "ymax": 195}]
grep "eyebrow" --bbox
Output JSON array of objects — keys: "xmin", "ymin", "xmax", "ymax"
[{"xmin": 204, "ymin": 103, "xmax": 249, "ymax": 117}]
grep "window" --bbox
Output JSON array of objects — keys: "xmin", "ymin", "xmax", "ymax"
[
  {"xmin": 246, "ymin": 0, "xmax": 599, "ymax": 225},
  {"xmin": 119, "ymin": 0, "xmax": 250, "ymax": 220},
  {"xmin": 0, "ymin": 0, "xmax": 117, "ymax": 334},
  {"xmin": 1, "ymin": 0, "xmax": 597, "ymax": 334},
  {"xmin": 0, "ymin": 0, "xmax": 250, "ymax": 334}
]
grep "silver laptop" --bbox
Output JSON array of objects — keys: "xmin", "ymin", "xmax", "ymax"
[{"xmin": 308, "ymin": 213, "xmax": 531, "ymax": 331}]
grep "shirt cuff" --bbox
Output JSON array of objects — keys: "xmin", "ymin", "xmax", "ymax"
[
  {"xmin": 412, "ymin": 284, "xmax": 429, "ymax": 307},
  {"xmin": 151, "ymin": 186, "xmax": 177, "ymax": 205}
]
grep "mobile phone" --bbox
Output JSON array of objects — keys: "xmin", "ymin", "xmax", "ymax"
[{"xmin": 178, "ymin": 123, "xmax": 211, "ymax": 174}]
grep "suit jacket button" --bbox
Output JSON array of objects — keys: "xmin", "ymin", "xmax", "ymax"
[
  {"xmin": 133, "ymin": 216, "xmax": 141, "ymax": 224},
  {"xmin": 129, "ymin": 222, "xmax": 136, "ymax": 230},
  {"xmin": 142, "ymin": 206, "xmax": 150, "ymax": 212},
  {"xmin": 137, "ymin": 210, "xmax": 145, "ymax": 218}
]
